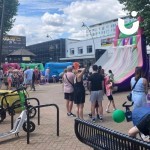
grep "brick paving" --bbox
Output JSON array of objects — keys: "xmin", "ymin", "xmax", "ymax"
[{"xmin": 0, "ymin": 83, "xmax": 134, "ymax": 149}]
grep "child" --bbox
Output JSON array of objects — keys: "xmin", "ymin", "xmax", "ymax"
[
  {"xmin": 105, "ymin": 77, "xmax": 116, "ymax": 113},
  {"xmin": 88, "ymin": 101, "xmax": 100, "ymax": 119}
]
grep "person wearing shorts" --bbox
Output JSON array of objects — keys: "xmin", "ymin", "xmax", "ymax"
[
  {"xmin": 63, "ymin": 65, "xmax": 76, "ymax": 117},
  {"xmin": 88, "ymin": 65, "xmax": 104, "ymax": 122},
  {"xmin": 105, "ymin": 76, "xmax": 116, "ymax": 113},
  {"xmin": 128, "ymin": 106, "xmax": 150, "ymax": 141}
]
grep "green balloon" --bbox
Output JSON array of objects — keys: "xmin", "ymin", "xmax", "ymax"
[{"xmin": 112, "ymin": 109, "xmax": 125, "ymax": 123}]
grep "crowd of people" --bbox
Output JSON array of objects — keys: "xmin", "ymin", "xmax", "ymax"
[
  {"xmin": 62, "ymin": 65, "xmax": 150, "ymax": 140},
  {"xmin": 0, "ymin": 66, "xmax": 42, "ymax": 91},
  {"xmin": 63, "ymin": 64, "xmax": 116, "ymax": 121}
]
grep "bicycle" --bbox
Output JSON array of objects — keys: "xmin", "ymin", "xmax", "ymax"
[{"xmin": 0, "ymin": 86, "xmax": 36, "ymax": 123}]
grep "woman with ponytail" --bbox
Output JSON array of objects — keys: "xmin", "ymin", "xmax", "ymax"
[{"xmin": 130, "ymin": 67, "xmax": 148, "ymax": 109}]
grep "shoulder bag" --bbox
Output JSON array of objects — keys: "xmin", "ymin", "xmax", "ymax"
[
  {"xmin": 65, "ymin": 74, "xmax": 74, "ymax": 89},
  {"xmin": 127, "ymin": 78, "xmax": 140, "ymax": 101}
]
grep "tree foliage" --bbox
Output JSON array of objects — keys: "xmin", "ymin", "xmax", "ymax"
[
  {"xmin": 118, "ymin": 0, "xmax": 150, "ymax": 45},
  {"xmin": 0, "ymin": 0, "xmax": 19, "ymax": 34}
]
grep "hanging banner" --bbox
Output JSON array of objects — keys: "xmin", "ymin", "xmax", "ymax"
[{"xmin": 101, "ymin": 37, "xmax": 114, "ymax": 46}]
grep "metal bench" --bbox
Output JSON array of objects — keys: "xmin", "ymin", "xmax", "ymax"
[{"xmin": 74, "ymin": 118, "xmax": 150, "ymax": 150}]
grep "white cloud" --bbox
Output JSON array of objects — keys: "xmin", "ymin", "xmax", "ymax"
[
  {"xmin": 9, "ymin": 24, "xmax": 26, "ymax": 35},
  {"xmin": 41, "ymin": 12, "xmax": 66, "ymax": 26},
  {"xmin": 63, "ymin": 0, "xmax": 124, "ymax": 26},
  {"xmin": 9, "ymin": 0, "xmax": 126, "ymax": 45},
  {"xmin": 70, "ymin": 30, "xmax": 86, "ymax": 39}
]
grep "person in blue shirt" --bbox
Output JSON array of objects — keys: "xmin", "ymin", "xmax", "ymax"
[
  {"xmin": 24, "ymin": 66, "xmax": 33, "ymax": 90},
  {"xmin": 130, "ymin": 67, "xmax": 148, "ymax": 109},
  {"xmin": 128, "ymin": 106, "xmax": 150, "ymax": 141}
]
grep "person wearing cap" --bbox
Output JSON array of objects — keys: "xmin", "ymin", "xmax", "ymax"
[{"xmin": 63, "ymin": 65, "xmax": 76, "ymax": 117}]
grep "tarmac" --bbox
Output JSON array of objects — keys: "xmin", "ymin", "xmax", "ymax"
[{"xmin": 0, "ymin": 83, "xmax": 134, "ymax": 150}]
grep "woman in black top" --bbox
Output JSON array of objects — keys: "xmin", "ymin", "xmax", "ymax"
[{"xmin": 74, "ymin": 68, "xmax": 85, "ymax": 119}]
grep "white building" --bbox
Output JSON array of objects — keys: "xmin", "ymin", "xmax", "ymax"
[
  {"xmin": 85, "ymin": 16, "xmax": 135, "ymax": 39},
  {"xmin": 60, "ymin": 37, "xmax": 113, "ymax": 66}
]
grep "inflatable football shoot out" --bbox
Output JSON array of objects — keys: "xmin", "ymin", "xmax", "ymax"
[{"xmin": 97, "ymin": 17, "xmax": 148, "ymax": 91}]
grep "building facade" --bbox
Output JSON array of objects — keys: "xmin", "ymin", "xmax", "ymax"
[
  {"xmin": 27, "ymin": 39, "xmax": 66, "ymax": 64},
  {"xmin": 60, "ymin": 37, "xmax": 112, "ymax": 66},
  {"xmin": 85, "ymin": 16, "xmax": 136, "ymax": 39},
  {"xmin": 2, "ymin": 35, "xmax": 26, "ymax": 62}
]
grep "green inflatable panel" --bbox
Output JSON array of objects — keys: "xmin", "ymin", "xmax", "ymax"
[
  {"xmin": 20, "ymin": 63, "xmax": 44, "ymax": 71},
  {"xmin": 132, "ymin": 36, "xmax": 137, "ymax": 45}
]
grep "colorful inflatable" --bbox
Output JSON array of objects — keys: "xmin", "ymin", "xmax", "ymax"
[
  {"xmin": 2, "ymin": 63, "xmax": 20, "ymax": 73},
  {"xmin": 20, "ymin": 63, "xmax": 44, "ymax": 71},
  {"xmin": 96, "ymin": 17, "xmax": 148, "ymax": 91},
  {"xmin": 44, "ymin": 62, "xmax": 73, "ymax": 78}
]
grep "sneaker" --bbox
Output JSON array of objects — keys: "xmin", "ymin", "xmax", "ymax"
[
  {"xmin": 67, "ymin": 113, "xmax": 71, "ymax": 116},
  {"xmin": 92, "ymin": 118, "xmax": 96, "ymax": 123},
  {"xmin": 88, "ymin": 113, "xmax": 92, "ymax": 118},
  {"xmin": 97, "ymin": 114, "xmax": 100, "ymax": 119},
  {"xmin": 70, "ymin": 113, "xmax": 76, "ymax": 117},
  {"xmin": 99, "ymin": 116, "xmax": 103, "ymax": 122},
  {"xmin": 106, "ymin": 109, "xmax": 110, "ymax": 113}
]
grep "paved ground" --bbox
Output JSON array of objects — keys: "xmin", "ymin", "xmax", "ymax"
[{"xmin": 0, "ymin": 83, "xmax": 134, "ymax": 149}]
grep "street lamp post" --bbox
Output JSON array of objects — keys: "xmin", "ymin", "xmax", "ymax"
[
  {"xmin": 82, "ymin": 22, "xmax": 96, "ymax": 55},
  {"xmin": 0, "ymin": 0, "xmax": 5, "ymax": 66},
  {"xmin": 46, "ymin": 34, "xmax": 53, "ymax": 40}
]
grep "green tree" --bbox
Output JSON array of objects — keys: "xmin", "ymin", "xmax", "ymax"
[
  {"xmin": 0, "ymin": 0, "xmax": 19, "ymax": 34},
  {"xmin": 118, "ymin": 0, "xmax": 150, "ymax": 45}
]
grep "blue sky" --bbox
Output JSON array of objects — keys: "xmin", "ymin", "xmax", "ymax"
[{"xmin": 9, "ymin": 0, "xmax": 125, "ymax": 45}]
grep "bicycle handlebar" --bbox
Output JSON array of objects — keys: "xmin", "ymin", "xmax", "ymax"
[
  {"xmin": 122, "ymin": 101, "xmax": 134, "ymax": 107},
  {"xmin": 0, "ymin": 92, "xmax": 9, "ymax": 96},
  {"xmin": 11, "ymin": 86, "xmax": 27, "ymax": 93}
]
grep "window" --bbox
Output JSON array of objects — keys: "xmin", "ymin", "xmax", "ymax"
[
  {"xmin": 70, "ymin": 48, "xmax": 74, "ymax": 55},
  {"xmin": 87, "ymin": 45, "xmax": 92, "ymax": 53},
  {"xmin": 78, "ymin": 47, "xmax": 83, "ymax": 54}
]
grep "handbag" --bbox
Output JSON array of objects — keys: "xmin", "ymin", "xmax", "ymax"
[
  {"xmin": 127, "ymin": 93, "xmax": 132, "ymax": 101},
  {"xmin": 127, "ymin": 78, "xmax": 140, "ymax": 101}
]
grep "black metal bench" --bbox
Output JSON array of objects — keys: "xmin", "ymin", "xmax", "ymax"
[{"xmin": 74, "ymin": 118, "xmax": 150, "ymax": 150}]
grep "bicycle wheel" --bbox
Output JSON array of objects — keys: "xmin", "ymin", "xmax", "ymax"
[
  {"xmin": 11, "ymin": 100, "xmax": 23, "ymax": 113},
  {"xmin": 0, "ymin": 107, "xmax": 6, "ymax": 123},
  {"xmin": 28, "ymin": 105, "xmax": 37, "ymax": 118},
  {"xmin": 23, "ymin": 121, "xmax": 35, "ymax": 132}
]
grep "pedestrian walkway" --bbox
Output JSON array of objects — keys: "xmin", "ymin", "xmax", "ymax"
[{"xmin": 0, "ymin": 83, "xmax": 133, "ymax": 149}]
